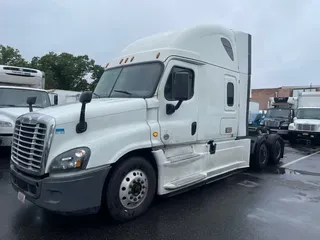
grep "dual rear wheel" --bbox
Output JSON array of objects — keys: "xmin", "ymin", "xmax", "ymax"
[{"xmin": 250, "ymin": 134, "xmax": 284, "ymax": 171}]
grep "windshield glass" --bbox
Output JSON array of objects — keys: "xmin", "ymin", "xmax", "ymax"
[
  {"xmin": 265, "ymin": 108, "xmax": 290, "ymax": 118},
  {"xmin": 296, "ymin": 108, "xmax": 320, "ymax": 120},
  {"xmin": 0, "ymin": 88, "xmax": 50, "ymax": 108},
  {"xmin": 93, "ymin": 62, "xmax": 163, "ymax": 98}
]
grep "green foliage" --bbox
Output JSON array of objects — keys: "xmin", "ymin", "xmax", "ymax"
[
  {"xmin": 0, "ymin": 45, "xmax": 28, "ymax": 67},
  {"xmin": 0, "ymin": 45, "xmax": 106, "ymax": 91}
]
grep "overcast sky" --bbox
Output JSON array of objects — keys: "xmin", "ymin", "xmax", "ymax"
[{"xmin": 1, "ymin": 0, "xmax": 319, "ymax": 88}]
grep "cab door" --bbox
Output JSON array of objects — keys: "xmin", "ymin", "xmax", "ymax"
[{"xmin": 157, "ymin": 60, "xmax": 199, "ymax": 145}]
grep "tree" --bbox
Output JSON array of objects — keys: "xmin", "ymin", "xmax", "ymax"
[
  {"xmin": 34, "ymin": 52, "xmax": 96, "ymax": 90},
  {"xmin": 0, "ymin": 45, "xmax": 28, "ymax": 66},
  {"xmin": 89, "ymin": 64, "xmax": 105, "ymax": 91},
  {"xmin": 1, "ymin": 44, "xmax": 104, "ymax": 92}
]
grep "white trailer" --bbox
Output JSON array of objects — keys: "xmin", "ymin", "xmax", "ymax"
[
  {"xmin": 0, "ymin": 65, "xmax": 57, "ymax": 147},
  {"xmin": 248, "ymin": 100, "xmax": 260, "ymax": 123},
  {"xmin": 0, "ymin": 65, "xmax": 45, "ymax": 89},
  {"xmin": 10, "ymin": 25, "xmax": 284, "ymax": 222},
  {"xmin": 288, "ymin": 92, "xmax": 320, "ymax": 144}
]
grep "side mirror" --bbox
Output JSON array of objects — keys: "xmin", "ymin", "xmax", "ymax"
[
  {"xmin": 53, "ymin": 94, "xmax": 58, "ymax": 105},
  {"xmin": 79, "ymin": 91, "xmax": 93, "ymax": 104},
  {"xmin": 26, "ymin": 96, "xmax": 37, "ymax": 112},
  {"xmin": 171, "ymin": 72, "xmax": 192, "ymax": 101},
  {"xmin": 76, "ymin": 91, "xmax": 93, "ymax": 134}
]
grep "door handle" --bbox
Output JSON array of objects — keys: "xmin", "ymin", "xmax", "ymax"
[{"xmin": 191, "ymin": 122, "xmax": 197, "ymax": 135}]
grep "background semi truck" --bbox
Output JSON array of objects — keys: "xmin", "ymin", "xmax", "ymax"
[
  {"xmin": 10, "ymin": 25, "xmax": 284, "ymax": 222},
  {"xmin": 260, "ymin": 97, "xmax": 297, "ymax": 136},
  {"xmin": 0, "ymin": 65, "xmax": 58, "ymax": 147},
  {"xmin": 289, "ymin": 92, "xmax": 320, "ymax": 145}
]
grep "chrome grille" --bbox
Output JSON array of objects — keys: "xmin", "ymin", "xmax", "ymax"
[
  {"xmin": 296, "ymin": 124, "xmax": 317, "ymax": 131},
  {"xmin": 265, "ymin": 120, "xmax": 280, "ymax": 127},
  {"xmin": 11, "ymin": 119, "xmax": 47, "ymax": 173}
]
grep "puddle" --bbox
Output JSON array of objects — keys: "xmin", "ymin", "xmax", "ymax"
[{"xmin": 276, "ymin": 167, "xmax": 320, "ymax": 177}]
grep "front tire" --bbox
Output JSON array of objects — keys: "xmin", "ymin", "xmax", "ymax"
[{"xmin": 105, "ymin": 156, "xmax": 156, "ymax": 222}]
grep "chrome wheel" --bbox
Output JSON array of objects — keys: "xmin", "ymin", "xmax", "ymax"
[{"xmin": 119, "ymin": 170, "xmax": 148, "ymax": 209}]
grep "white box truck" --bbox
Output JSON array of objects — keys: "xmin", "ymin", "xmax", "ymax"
[
  {"xmin": 10, "ymin": 25, "xmax": 284, "ymax": 222},
  {"xmin": 288, "ymin": 92, "xmax": 320, "ymax": 145},
  {"xmin": 0, "ymin": 65, "xmax": 58, "ymax": 147}
]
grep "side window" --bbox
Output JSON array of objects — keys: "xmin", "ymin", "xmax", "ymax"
[
  {"xmin": 164, "ymin": 66, "xmax": 194, "ymax": 101},
  {"xmin": 221, "ymin": 38, "xmax": 234, "ymax": 61},
  {"xmin": 227, "ymin": 82, "xmax": 234, "ymax": 106}
]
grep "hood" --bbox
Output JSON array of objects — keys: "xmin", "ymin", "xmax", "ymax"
[
  {"xmin": 294, "ymin": 119, "xmax": 320, "ymax": 125},
  {"xmin": 264, "ymin": 117, "xmax": 288, "ymax": 122},
  {"xmin": 0, "ymin": 107, "xmax": 40, "ymax": 122},
  {"xmin": 264, "ymin": 117, "xmax": 289, "ymax": 124},
  {"xmin": 27, "ymin": 98, "xmax": 147, "ymax": 124}
]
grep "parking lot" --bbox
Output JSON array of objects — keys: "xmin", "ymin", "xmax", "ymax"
[{"xmin": 1, "ymin": 143, "xmax": 320, "ymax": 240}]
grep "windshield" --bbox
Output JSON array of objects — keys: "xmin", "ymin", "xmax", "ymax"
[
  {"xmin": 0, "ymin": 88, "xmax": 50, "ymax": 108},
  {"xmin": 296, "ymin": 108, "xmax": 320, "ymax": 120},
  {"xmin": 94, "ymin": 62, "xmax": 163, "ymax": 98},
  {"xmin": 265, "ymin": 108, "xmax": 290, "ymax": 118}
]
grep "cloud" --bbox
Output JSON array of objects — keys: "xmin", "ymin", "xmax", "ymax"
[{"xmin": 1, "ymin": 0, "xmax": 319, "ymax": 88}]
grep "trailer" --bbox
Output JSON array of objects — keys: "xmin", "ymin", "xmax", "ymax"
[
  {"xmin": 289, "ymin": 92, "xmax": 320, "ymax": 145},
  {"xmin": 10, "ymin": 25, "xmax": 284, "ymax": 222}
]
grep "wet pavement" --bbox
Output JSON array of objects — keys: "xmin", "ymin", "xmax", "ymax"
[{"xmin": 1, "ymin": 144, "xmax": 320, "ymax": 240}]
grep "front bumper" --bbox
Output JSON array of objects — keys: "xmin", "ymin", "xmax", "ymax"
[
  {"xmin": 0, "ymin": 134, "xmax": 13, "ymax": 147},
  {"xmin": 10, "ymin": 164, "xmax": 111, "ymax": 213},
  {"xmin": 265, "ymin": 127, "xmax": 288, "ymax": 135},
  {"xmin": 289, "ymin": 131, "xmax": 320, "ymax": 142}
]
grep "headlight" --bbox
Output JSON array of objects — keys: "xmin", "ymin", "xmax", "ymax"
[
  {"xmin": 288, "ymin": 123, "xmax": 295, "ymax": 130},
  {"xmin": 49, "ymin": 147, "xmax": 91, "ymax": 173},
  {"xmin": 0, "ymin": 121, "xmax": 13, "ymax": 127}
]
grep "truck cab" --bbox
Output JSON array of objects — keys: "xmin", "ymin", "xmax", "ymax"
[
  {"xmin": 261, "ymin": 97, "xmax": 297, "ymax": 135},
  {"xmin": 9, "ymin": 25, "xmax": 284, "ymax": 222},
  {"xmin": 289, "ymin": 92, "xmax": 320, "ymax": 145},
  {"xmin": 0, "ymin": 65, "xmax": 58, "ymax": 147},
  {"xmin": 0, "ymin": 86, "xmax": 55, "ymax": 147}
]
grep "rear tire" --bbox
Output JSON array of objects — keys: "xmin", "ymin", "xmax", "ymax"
[
  {"xmin": 266, "ymin": 134, "xmax": 284, "ymax": 165},
  {"xmin": 104, "ymin": 156, "xmax": 156, "ymax": 222},
  {"xmin": 250, "ymin": 139, "xmax": 269, "ymax": 171}
]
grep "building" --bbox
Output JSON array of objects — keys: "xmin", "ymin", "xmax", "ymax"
[{"xmin": 251, "ymin": 85, "xmax": 320, "ymax": 110}]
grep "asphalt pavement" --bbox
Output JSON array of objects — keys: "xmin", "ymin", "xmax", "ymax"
[{"xmin": 1, "ymin": 144, "xmax": 320, "ymax": 240}]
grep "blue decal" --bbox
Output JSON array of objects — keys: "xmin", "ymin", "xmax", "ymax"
[{"xmin": 55, "ymin": 128, "xmax": 65, "ymax": 134}]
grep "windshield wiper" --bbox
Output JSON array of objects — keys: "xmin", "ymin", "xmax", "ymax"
[
  {"xmin": 92, "ymin": 92, "xmax": 100, "ymax": 98},
  {"xmin": 113, "ymin": 90, "xmax": 132, "ymax": 96},
  {"xmin": 0, "ymin": 104, "xmax": 21, "ymax": 108}
]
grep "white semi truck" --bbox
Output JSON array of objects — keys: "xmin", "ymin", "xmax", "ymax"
[
  {"xmin": 0, "ymin": 65, "xmax": 58, "ymax": 147},
  {"xmin": 288, "ymin": 92, "xmax": 320, "ymax": 145},
  {"xmin": 10, "ymin": 25, "xmax": 284, "ymax": 222}
]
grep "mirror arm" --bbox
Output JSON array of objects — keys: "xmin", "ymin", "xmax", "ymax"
[
  {"xmin": 76, "ymin": 103, "xmax": 87, "ymax": 134},
  {"xmin": 166, "ymin": 100, "xmax": 183, "ymax": 115},
  {"xmin": 175, "ymin": 100, "xmax": 183, "ymax": 110}
]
